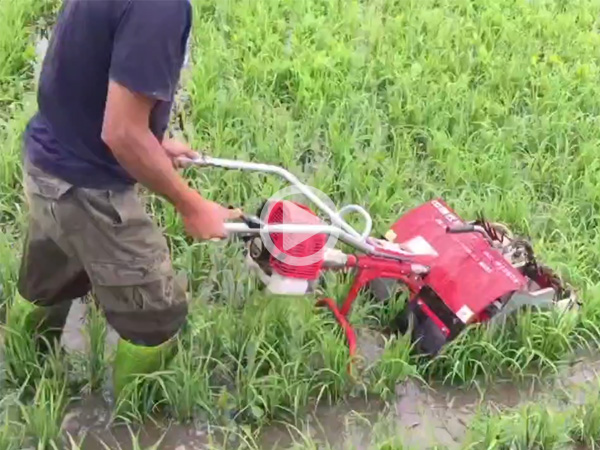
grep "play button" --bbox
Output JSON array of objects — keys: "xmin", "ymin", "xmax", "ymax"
[
  {"xmin": 279, "ymin": 200, "xmax": 325, "ymax": 251},
  {"xmin": 259, "ymin": 185, "xmax": 340, "ymax": 267}
]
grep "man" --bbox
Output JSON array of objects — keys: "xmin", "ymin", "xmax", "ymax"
[{"xmin": 11, "ymin": 0, "xmax": 240, "ymax": 399}]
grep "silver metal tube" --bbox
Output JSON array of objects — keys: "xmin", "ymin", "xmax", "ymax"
[
  {"xmin": 182, "ymin": 155, "xmax": 368, "ymax": 241},
  {"xmin": 338, "ymin": 204, "xmax": 372, "ymax": 240},
  {"xmin": 223, "ymin": 222, "xmax": 377, "ymax": 254},
  {"xmin": 223, "ymin": 222, "xmax": 422, "ymax": 261}
]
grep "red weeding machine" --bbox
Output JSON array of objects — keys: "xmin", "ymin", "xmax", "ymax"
[{"xmin": 182, "ymin": 155, "xmax": 579, "ymax": 358}]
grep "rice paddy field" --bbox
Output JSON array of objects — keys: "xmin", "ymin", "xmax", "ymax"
[{"xmin": 3, "ymin": 0, "xmax": 600, "ymax": 448}]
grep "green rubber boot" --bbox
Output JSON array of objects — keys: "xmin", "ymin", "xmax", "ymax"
[{"xmin": 112, "ymin": 337, "xmax": 177, "ymax": 402}]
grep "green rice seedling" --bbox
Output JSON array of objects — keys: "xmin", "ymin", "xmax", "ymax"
[
  {"xmin": 81, "ymin": 296, "xmax": 107, "ymax": 394},
  {"xmin": 63, "ymin": 433, "xmax": 88, "ymax": 450},
  {"xmin": 0, "ymin": 104, "xmax": 31, "ymax": 214},
  {"xmin": 189, "ymin": 291, "xmax": 353, "ymax": 425},
  {"xmin": 280, "ymin": 433, "xmax": 333, "ymax": 450},
  {"xmin": 422, "ymin": 305, "xmax": 588, "ymax": 387},
  {"xmin": 192, "ymin": 244, "xmax": 257, "ymax": 308},
  {"xmin": 20, "ymin": 373, "xmax": 69, "ymax": 450},
  {"xmin": 369, "ymin": 431, "xmax": 412, "ymax": 450},
  {"xmin": 576, "ymin": 283, "xmax": 600, "ymax": 345},
  {"xmin": 310, "ymin": 326, "xmax": 352, "ymax": 403},
  {"xmin": 0, "ymin": 234, "xmax": 20, "ymax": 316},
  {"xmin": 224, "ymin": 325, "xmax": 300, "ymax": 425},
  {"xmin": 367, "ymin": 332, "xmax": 421, "ymax": 400},
  {"xmin": 337, "ymin": 412, "xmax": 414, "ymax": 450},
  {"xmin": 92, "ymin": 426, "xmax": 166, "ymax": 450},
  {"xmin": 2, "ymin": 311, "xmax": 45, "ymax": 389},
  {"xmin": 512, "ymin": 307, "xmax": 583, "ymax": 370},
  {"xmin": 270, "ymin": 418, "xmax": 336, "ymax": 450},
  {"xmin": 0, "ymin": 388, "xmax": 27, "ymax": 450},
  {"xmin": 568, "ymin": 383, "xmax": 600, "ymax": 449},
  {"xmin": 421, "ymin": 323, "xmax": 517, "ymax": 386},
  {"xmin": 0, "ymin": 0, "xmax": 51, "ymax": 107},
  {"xmin": 204, "ymin": 423, "xmax": 262, "ymax": 450},
  {"xmin": 1, "ymin": 293, "xmax": 68, "ymax": 393},
  {"xmin": 112, "ymin": 372, "xmax": 168, "ymax": 425},
  {"xmin": 158, "ymin": 337, "xmax": 217, "ymax": 423},
  {"xmin": 465, "ymin": 402, "xmax": 572, "ymax": 450},
  {"xmin": 364, "ymin": 288, "xmax": 411, "ymax": 333},
  {"xmin": 464, "ymin": 407, "xmax": 506, "ymax": 450}
]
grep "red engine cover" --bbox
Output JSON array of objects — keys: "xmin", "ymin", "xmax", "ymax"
[
  {"xmin": 388, "ymin": 199, "xmax": 527, "ymax": 323},
  {"xmin": 265, "ymin": 200, "xmax": 327, "ymax": 280}
]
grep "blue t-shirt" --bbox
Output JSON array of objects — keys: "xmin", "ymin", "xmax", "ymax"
[{"xmin": 24, "ymin": 0, "xmax": 192, "ymax": 189}]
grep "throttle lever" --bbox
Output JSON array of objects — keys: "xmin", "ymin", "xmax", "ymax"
[
  {"xmin": 446, "ymin": 223, "xmax": 493, "ymax": 244},
  {"xmin": 241, "ymin": 213, "xmax": 263, "ymax": 229},
  {"xmin": 445, "ymin": 224, "xmax": 476, "ymax": 234}
]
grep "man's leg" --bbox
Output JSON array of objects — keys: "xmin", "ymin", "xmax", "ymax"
[
  {"xmin": 91, "ymin": 251, "xmax": 187, "ymax": 399},
  {"xmin": 7, "ymin": 216, "xmax": 90, "ymax": 386},
  {"xmin": 10, "ymin": 165, "xmax": 90, "ymax": 365},
  {"xmin": 15, "ymin": 218, "xmax": 91, "ymax": 335},
  {"xmin": 57, "ymin": 186, "xmax": 188, "ymax": 400}
]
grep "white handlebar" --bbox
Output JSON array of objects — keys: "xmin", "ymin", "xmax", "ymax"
[
  {"xmin": 223, "ymin": 222, "xmax": 377, "ymax": 255},
  {"xmin": 179, "ymin": 154, "xmax": 372, "ymax": 242}
]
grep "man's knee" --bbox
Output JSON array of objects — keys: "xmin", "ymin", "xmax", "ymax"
[
  {"xmin": 94, "ymin": 270, "xmax": 189, "ymax": 346},
  {"xmin": 104, "ymin": 300, "xmax": 188, "ymax": 346}
]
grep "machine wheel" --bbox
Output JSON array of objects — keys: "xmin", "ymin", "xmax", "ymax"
[
  {"xmin": 367, "ymin": 278, "xmax": 397, "ymax": 302},
  {"xmin": 365, "ymin": 278, "xmax": 415, "ymax": 337},
  {"xmin": 411, "ymin": 312, "xmax": 447, "ymax": 357}
]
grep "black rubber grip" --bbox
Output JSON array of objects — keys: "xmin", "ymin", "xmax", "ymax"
[
  {"xmin": 242, "ymin": 214, "xmax": 262, "ymax": 229},
  {"xmin": 446, "ymin": 224, "xmax": 476, "ymax": 234}
]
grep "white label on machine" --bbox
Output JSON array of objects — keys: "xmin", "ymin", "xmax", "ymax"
[
  {"xmin": 384, "ymin": 229, "xmax": 397, "ymax": 242},
  {"xmin": 456, "ymin": 305, "xmax": 474, "ymax": 323},
  {"xmin": 401, "ymin": 236, "xmax": 439, "ymax": 257}
]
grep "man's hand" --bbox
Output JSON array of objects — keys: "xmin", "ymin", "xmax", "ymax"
[
  {"xmin": 162, "ymin": 138, "xmax": 243, "ymax": 239},
  {"xmin": 162, "ymin": 137, "xmax": 198, "ymax": 168},
  {"xmin": 180, "ymin": 196, "xmax": 243, "ymax": 240}
]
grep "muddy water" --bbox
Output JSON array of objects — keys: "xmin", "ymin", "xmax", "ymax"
[
  {"xmin": 62, "ymin": 395, "xmax": 209, "ymax": 450},
  {"xmin": 61, "ymin": 300, "xmax": 211, "ymax": 450},
  {"xmin": 58, "ymin": 299, "xmax": 600, "ymax": 450}
]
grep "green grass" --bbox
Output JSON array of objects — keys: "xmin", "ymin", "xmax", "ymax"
[
  {"xmin": 463, "ymin": 379, "xmax": 600, "ymax": 450},
  {"xmin": 0, "ymin": 0, "xmax": 56, "ymax": 110},
  {"xmin": 167, "ymin": 0, "xmax": 600, "ymax": 389},
  {"xmin": 2, "ymin": 0, "xmax": 600, "ymax": 448}
]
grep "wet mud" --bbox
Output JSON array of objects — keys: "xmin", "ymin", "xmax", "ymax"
[{"xmin": 58, "ymin": 299, "xmax": 600, "ymax": 450}]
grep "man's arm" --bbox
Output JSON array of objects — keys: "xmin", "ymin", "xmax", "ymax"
[
  {"xmin": 102, "ymin": 81, "xmax": 196, "ymax": 213},
  {"xmin": 101, "ymin": 80, "xmax": 238, "ymax": 239},
  {"xmin": 101, "ymin": 0, "xmax": 239, "ymax": 239}
]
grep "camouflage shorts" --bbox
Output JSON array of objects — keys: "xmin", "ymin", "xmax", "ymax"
[{"xmin": 17, "ymin": 159, "xmax": 188, "ymax": 346}]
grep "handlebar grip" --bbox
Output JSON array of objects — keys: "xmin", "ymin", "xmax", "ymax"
[
  {"xmin": 446, "ymin": 224, "xmax": 476, "ymax": 234},
  {"xmin": 241, "ymin": 214, "xmax": 262, "ymax": 229}
]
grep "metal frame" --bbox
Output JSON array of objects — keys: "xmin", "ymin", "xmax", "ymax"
[
  {"xmin": 181, "ymin": 154, "xmax": 371, "ymax": 237},
  {"xmin": 179, "ymin": 154, "xmax": 425, "ymax": 261},
  {"xmin": 179, "ymin": 154, "xmax": 578, "ymax": 366}
]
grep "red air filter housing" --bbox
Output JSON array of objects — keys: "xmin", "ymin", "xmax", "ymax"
[{"xmin": 264, "ymin": 200, "xmax": 327, "ymax": 280}]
